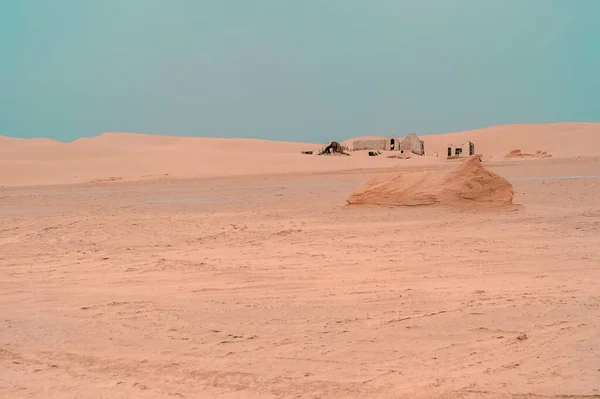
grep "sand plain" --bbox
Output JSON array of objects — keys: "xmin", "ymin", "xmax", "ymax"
[{"xmin": 1, "ymin": 123, "xmax": 600, "ymax": 398}]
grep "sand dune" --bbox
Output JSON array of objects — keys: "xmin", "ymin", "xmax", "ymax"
[
  {"xmin": 421, "ymin": 122, "xmax": 600, "ymax": 158},
  {"xmin": 348, "ymin": 155, "xmax": 515, "ymax": 209},
  {"xmin": 1, "ymin": 123, "xmax": 599, "ymax": 187}
]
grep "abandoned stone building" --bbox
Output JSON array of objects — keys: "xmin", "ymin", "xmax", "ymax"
[
  {"xmin": 400, "ymin": 133, "xmax": 425, "ymax": 156},
  {"xmin": 352, "ymin": 134, "xmax": 424, "ymax": 155},
  {"xmin": 447, "ymin": 141, "xmax": 475, "ymax": 158},
  {"xmin": 385, "ymin": 136, "xmax": 399, "ymax": 151},
  {"xmin": 352, "ymin": 136, "xmax": 399, "ymax": 152},
  {"xmin": 352, "ymin": 139, "xmax": 386, "ymax": 151}
]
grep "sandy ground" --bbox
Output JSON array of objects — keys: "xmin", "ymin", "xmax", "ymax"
[
  {"xmin": 1, "ymin": 146, "xmax": 600, "ymax": 398},
  {"xmin": 2, "ymin": 122, "xmax": 600, "ymax": 187}
]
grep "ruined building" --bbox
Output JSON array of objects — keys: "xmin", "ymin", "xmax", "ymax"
[
  {"xmin": 400, "ymin": 134, "xmax": 425, "ymax": 156},
  {"xmin": 447, "ymin": 141, "xmax": 475, "ymax": 159},
  {"xmin": 352, "ymin": 134, "xmax": 425, "ymax": 155}
]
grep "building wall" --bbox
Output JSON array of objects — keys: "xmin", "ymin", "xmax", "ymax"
[
  {"xmin": 461, "ymin": 141, "xmax": 475, "ymax": 156},
  {"xmin": 447, "ymin": 145, "xmax": 456, "ymax": 158},
  {"xmin": 457, "ymin": 142, "xmax": 474, "ymax": 157},
  {"xmin": 352, "ymin": 139, "xmax": 387, "ymax": 151},
  {"xmin": 401, "ymin": 134, "xmax": 424, "ymax": 155},
  {"xmin": 447, "ymin": 142, "xmax": 474, "ymax": 158},
  {"xmin": 384, "ymin": 136, "xmax": 400, "ymax": 151}
]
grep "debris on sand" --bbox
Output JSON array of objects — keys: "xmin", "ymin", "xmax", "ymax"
[
  {"xmin": 387, "ymin": 151, "xmax": 413, "ymax": 160},
  {"xmin": 319, "ymin": 141, "xmax": 350, "ymax": 156},
  {"xmin": 368, "ymin": 151, "xmax": 381, "ymax": 156},
  {"xmin": 505, "ymin": 149, "xmax": 552, "ymax": 159},
  {"xmin": 517, "ymin": 333, "xmax": 528, "ymax": 341},
  {"xmin": 301, "ymin": 150, "xmax": 314, "ymax": 155},
  {"xmin": 347, "ymin": 155, "xmax": 514, "ymax": 209}
]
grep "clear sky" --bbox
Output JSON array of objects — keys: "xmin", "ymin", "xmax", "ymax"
[{"xmin": 1, "ymin": 1, "xmax": 599, "ymax": 143}]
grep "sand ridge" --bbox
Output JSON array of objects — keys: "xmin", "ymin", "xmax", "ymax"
[
  {"xmin": 505, "ymin": 149, "xmax": 552, "ymax": 159},
  {"xmin": 347, "ymin": 155, "xmax": 515, "ymax": 209}
]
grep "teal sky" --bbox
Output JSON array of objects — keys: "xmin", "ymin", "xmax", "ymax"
[{"xmin": 2, "ymin": 1, "xmax": 599, "ymax": 143}]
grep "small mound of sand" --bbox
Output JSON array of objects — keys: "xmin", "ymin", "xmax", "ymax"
[
  {"xmin": 386, "ymin": 154, "xmax": 411, "ymax": 160},
  {"xmin": 347, "ymin": 155, "xmax": 514, "ymax": 208},
  {"xmin": 506, "ymin": 149, "xmax": 552, "ymax": 159},
  {"xmin": 387, "ymin": 150, "xmax": 414, "ymax": 160}
]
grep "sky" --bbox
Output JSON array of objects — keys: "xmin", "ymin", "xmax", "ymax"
[{"xmin": 1, "ymin": 1, "xmax": 599, "ymax": 143}]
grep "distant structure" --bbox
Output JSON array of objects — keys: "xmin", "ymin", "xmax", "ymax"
[
  {"xmin": 447, "ymin": 141, "xmax": 475, "ymax": 159},
  {"xmin": 319, "ymin": 141, "xmax": 350, "ymax": 155},
  {"xmin": 352, "ymin": 134, "xmax": 425, "ymax": 155},
  {"xmin": 353, "ymin": 138, "xmax": 387, "ymax": 151},
  {"xmin": 400, "ymin": 133, "xmax": 425, "ymax": 156},
  {"xmin": 385, "ymin": 136, "xmax": 399, "ymax": 151}
]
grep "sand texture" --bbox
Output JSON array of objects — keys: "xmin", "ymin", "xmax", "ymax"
[
  {"xmin": 1, "ymin": 122, "xmax": 599, "ymax": 187},
  {"xmin": 1, "ymin": 123, "xmax": 600, "ymax": 398},
  {"xmin": 347, "ymin": 155, "xmax": 514, "ymax": 208},
  {"xmin": 506, "ymin": 149, "xmax": 552, "ymax": 159}
]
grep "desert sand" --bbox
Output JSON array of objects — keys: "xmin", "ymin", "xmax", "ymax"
[
  {"xmin": 1, "ymin": 123, "xmax": 600, "ymax": 398},
  {"xmin": 1, "ymin": 122, "xmax": 600, "ymax": 187},
  {"xmin": 347, "ymin": 155, "xmax": 515, "ymax": 209}
]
